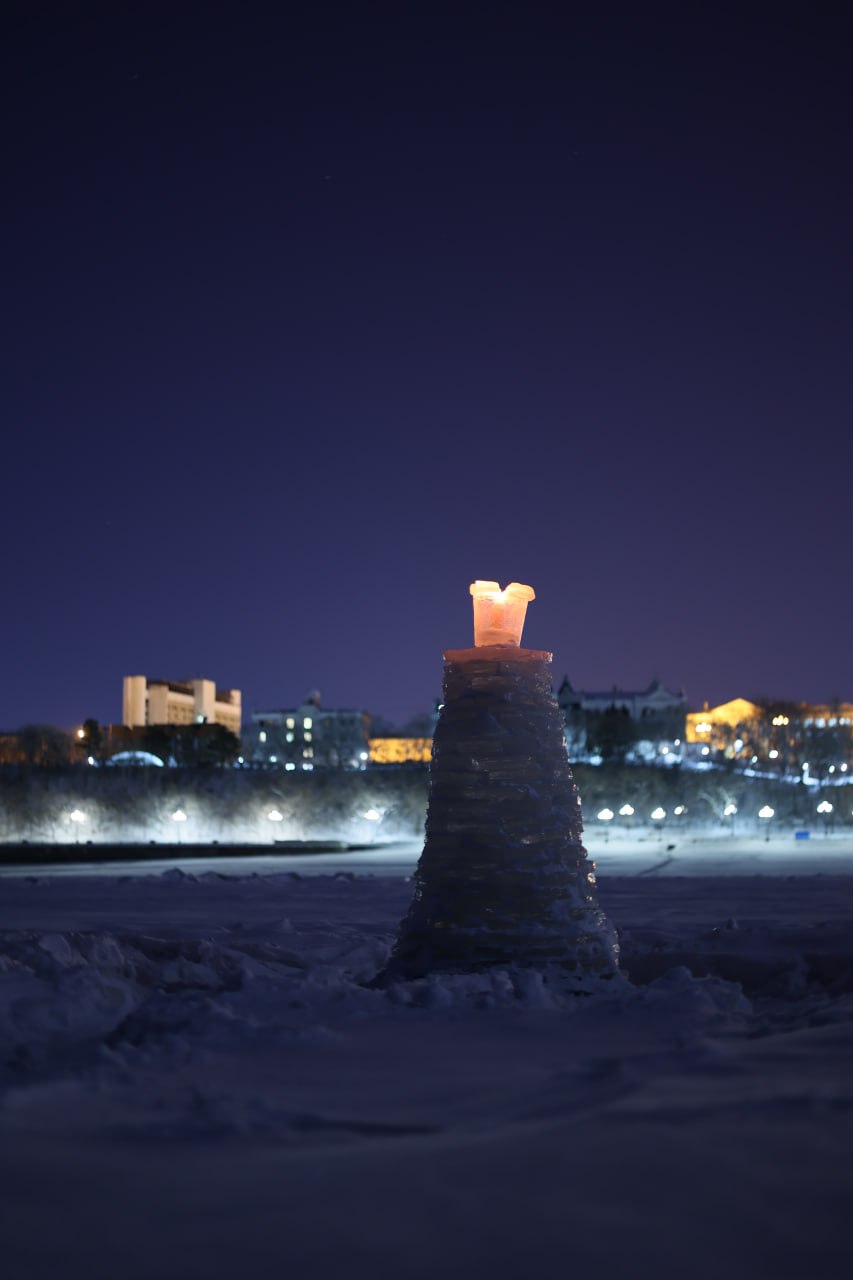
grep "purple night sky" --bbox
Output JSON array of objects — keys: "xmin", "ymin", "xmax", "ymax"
[{"xmin": 5, "ymin": 2, "xmax": 852, "ymax": 731}]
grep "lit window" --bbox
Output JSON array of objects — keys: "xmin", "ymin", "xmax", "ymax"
[
  {"xmin": 303, "ymin": 747, "xmax": 313, "ymax": 758},
  {"xmin": 286, "ymin": 732, "xmax": 294, "ymax": 743},
  {"xmin": 304, "ymin": 732, "xmax": 312, "ymax": 742},
  {"xmin": 259, "ymin": 731, "xmax": 267, "ymax": 743},
  {"xmin": 303, "ymin": 717, "xmax": 313, "ymax": 729},
  {"xmin": 286, "ymin": 717, "xmax": 295, "ymax": 729}
]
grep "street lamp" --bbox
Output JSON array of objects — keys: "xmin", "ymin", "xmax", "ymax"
[
  {"xmin": 267, "ymin": 809, "xmax": 283, "ymax": 822},
  {"xmin": 650, "ymin": 806, "xmax": 666, "ymax": 821},
  {"xmin": 758, "ymin": 804, "xmax": 774, "ymax": 841},
  {"xmin": 597, "ymin": 808, "xmax": 614, "ymax": 821},
  {"xmin": 619, "ymin": 804, "xmax": 634, "ymax": 817}
]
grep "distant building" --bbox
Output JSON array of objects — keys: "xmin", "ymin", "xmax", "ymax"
[
  {"xmin": 369, "ymin": 736, "xmax": 432, "ymax": 765},
  {"xmin": 686, "ymin": 698, "xmax": 762, "ymax": 753},
  {"xmin": 246, "ymin": 692, "xmax": 370, "ymax": 770},
  {"xmin": 687, "ymin": 697, "xmax": 853, "ymax": 772},
  {"xmin": 122, "ymin": 676, "xmax": 242, "ymax": 737},
  {"xmin": 557, "ymin": 676, "xmax": 687, "ymax": 754}
]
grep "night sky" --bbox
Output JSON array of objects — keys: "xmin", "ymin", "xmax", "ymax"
[{"xmin": 5, "ymin": 2, "xmax": 852, "ymax": 731}]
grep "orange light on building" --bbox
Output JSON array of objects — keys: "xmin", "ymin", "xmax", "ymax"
[{"xmin": 369, "ymin": 737, "xmax": 432, "ymax": 765}]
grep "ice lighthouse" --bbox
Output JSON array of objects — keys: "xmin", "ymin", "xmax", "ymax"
[{"xmin": 381, "ymin": 581, "xmax": 620, "ymax": 987}]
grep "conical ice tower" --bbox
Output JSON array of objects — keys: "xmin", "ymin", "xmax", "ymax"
[{"xmin": 382, "ymin": 580, "xmax": 620, "ymax": 986}]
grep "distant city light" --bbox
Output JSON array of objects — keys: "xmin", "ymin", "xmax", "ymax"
[
  {"xmin": 701, "ymin": 746, "xmax": 710, "ymax": 756},
  {"xmin": 363, "ymin": 809, "xmax": 382, "ymax": 821},
  {"xmin": 259, "ymin": 731, "xmax": 267, "ymax": 743},
  {"xmin": 87, "ymin": 756, "xmax": 95, "ymax": 766},
  {"xmin": 76, "ymin": 728, "xmax": 85, "ymax": 739},
  {"xmin": 359, "ymin": 751, "xmax": 369, "ymax": 761},
  {"xmin": 772, "ymin": 715, "xmax": 789, "ymax": 727},
  {"xmin": 619, "ymin": 804, "xmax": 634, "ymax": 816},
  {"xmin": 723, "ymin": 803, "xmax": 737, "ymax": 817},
  {"xmin": 269, "ymin": 755, "xmax": 278, "ymax": 763},
  {"xmin": 650, "ymin": 807, "xmax": 666, "ymax": 821},
  {"xmin": 674, "ymin": 805, "xmax": 685, "ymax": 816},
  {"xmin": 816, "ymin": 801, "xmax": 833, "ymax": 814},
  {"xmin": 842, "ymin": 764, "xmax": 849, "ymax": 773},
  {"xmin": 734, "ymin": 739, "xmax": 744, "ymax": 752},
  {"xmin": 303, "ymin": 718, "xmax": 313, "ymax": 729},
  {"xmin": 768, "ymin": 749, "xmax": 779, "ymax": 759},
  {"xmin": 828, "ymin": 765, "xmax": 836, "ymax": 774},
  {"xmin": 597, "ymin": 808, "xmax": 614, "ymax": 821},
  {"xmin": 171, "ymin": 809, "xmax": 187, "ymax": 823},
  {"xmin": 267, "ymin": 809, "xmax": 283, "ymax": 821},
  {"xmin": 68, "ymin": 809, "xmax": 86, "ymax": 823},
  {"xmin": 660, "ymin": 746, "xmax": 669, "ymax": 755},
  {"xmin": 285, "ymin": 763, "xmax": 296, "ymax": 772},
  {"xmin": 696, "ymin": 722, "xmax": 712, "ymax": 734},
  {"xmin": 758, "ymin": 806, "xmax": 774, "ymax": 820}
]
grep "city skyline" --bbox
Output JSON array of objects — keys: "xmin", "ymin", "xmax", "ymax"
[{"xmin": 5, "ymin": 3, "xmax": 851, "ymax": 731}]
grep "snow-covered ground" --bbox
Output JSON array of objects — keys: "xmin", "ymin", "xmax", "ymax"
[{"xmin": 2, "ymin": 844, "xmax": 852, "ymax": 1279}]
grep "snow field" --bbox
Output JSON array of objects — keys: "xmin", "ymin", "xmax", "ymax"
[{"xmin": 0, "ymin": 868, "xmax": 852, "ymax": 1280}]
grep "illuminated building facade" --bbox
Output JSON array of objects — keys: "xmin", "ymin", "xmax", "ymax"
[
  {"xmin": 246, "ymin": 692, "xmax": 370, "ymax": 770},
  {"xmin": 122, "ymin": 676, "xmax": 242, "ymax": 736},
  {"xmin": 369, "ymin": 737, "xmax": 432, "ymax": 765},
  {"xmin": 688, "ymin": 697, "xmax": 853, "ymax": 773}
]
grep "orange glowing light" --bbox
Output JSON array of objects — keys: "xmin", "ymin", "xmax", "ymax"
[{"xmin": 469, "ymin": 580, "xmax": 535, "ymax": 647}]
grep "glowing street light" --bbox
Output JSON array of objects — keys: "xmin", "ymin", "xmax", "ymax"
[
  {"xmin": 674, "ymin": 805, "xmax": 686, "ymax": 816},
  {"xmin": 619, "ymin": 804, "xmax": 634, "ymax": 817},
  {"xmin": 267, "ymin": 809, "xmax": 284, "ymax": 822},
  {"xmin": 758, "ymin": 805, "xmax": 774, "ymax": 820},
  {"xmin": 597, "ymin": 808, "xmax": 614, "ymax": 822},
  {"xmin": 68, "ymin": 809, "xmax": 86, "ymax": 823},
  {"xmin": 816, "ymin": 801, "xmax": 833, "ymax": 815},
  {"xmin": 768, "ymin": 749, "xmax": 779, "ymax": 759},
  {"xmin": 171, "ymin": 809, "xmax": 187, "ymax": 823},
  {"xmin": 723, "ymin": 803, "xmax": 737, "ymax": 817},
  {"xmin": 650, "ymin": 807, "xmax": 666, "ymax": 821}
]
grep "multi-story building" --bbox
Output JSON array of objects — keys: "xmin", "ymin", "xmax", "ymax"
[
  {"xmin": 123, "ymin": 676, "xmax": 242, "ymax": 737},
  {"xmin": 246, "ymin": 692, "xmax": 369, "ymax": 770}
]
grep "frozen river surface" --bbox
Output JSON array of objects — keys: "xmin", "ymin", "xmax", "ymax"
[{"xmin": 1, "ymin": 830, "xmax": 852, "ymax": 879}]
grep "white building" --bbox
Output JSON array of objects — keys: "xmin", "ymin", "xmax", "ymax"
[
  {"xmin": 122, "ymin": 676, "xmax": 241, "ymax": 737},
  {"xmin": 246, "ymin": 692, "xmax": 369, "ymax": 770}
]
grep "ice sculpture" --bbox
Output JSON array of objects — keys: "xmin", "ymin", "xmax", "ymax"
[
  {"xmin": 470, "ymin": 580, "xmax": 535, "ymax": 646},
  {"xmin": 380, "ymin": 582, "xmax": 620, "ymax": 987}
]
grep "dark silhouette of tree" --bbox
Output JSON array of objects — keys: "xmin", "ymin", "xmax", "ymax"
[
  {"xmin": 15, "ymin": 724, "xmax": 71, "ymax": 766},
  {"xmin": 585, "ymin": 705, "xmax": 636, "ymax": 762}
]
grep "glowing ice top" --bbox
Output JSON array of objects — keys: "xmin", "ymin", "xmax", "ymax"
[{"xmin": 469, "ymin": 580, "xmax": 535, "ymax": 647}]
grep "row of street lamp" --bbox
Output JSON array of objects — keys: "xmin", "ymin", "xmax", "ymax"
[
  {"xmin": 65, "ymin": 807, "xmax": 385, "ymax": 825},
  {"xmin": 596, "ymin": 802, "xmax": 839, "ymax": 822}
]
